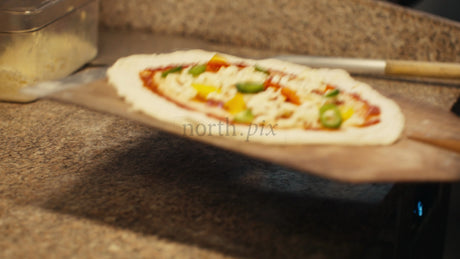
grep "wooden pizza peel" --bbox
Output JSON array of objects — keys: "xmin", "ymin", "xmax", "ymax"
[{"xmin": 33, "ymin": 70, "xmax": 459, "ymax": 183}]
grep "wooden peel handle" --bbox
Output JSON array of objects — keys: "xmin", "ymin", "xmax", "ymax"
[
  {"xmin": 385, "ymin": 60, "xmax": 460, "ymax": 78},
  {"xmin": 408, "ymin": 134, "xmax": 460, "ymax": 154}
]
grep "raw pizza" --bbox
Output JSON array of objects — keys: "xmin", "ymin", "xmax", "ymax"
[{"xmin": 107, "ymin": 50, "xmax": 404, "ymax": 145}]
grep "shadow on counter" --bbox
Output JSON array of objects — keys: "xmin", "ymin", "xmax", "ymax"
[{"xmin": 39, "ymin": 130, "xmax": 396, "ymax": 259}]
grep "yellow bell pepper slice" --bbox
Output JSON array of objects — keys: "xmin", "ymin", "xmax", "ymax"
[
  {"xmin": 225, "ymin": 93, "xmax": 246, "ymax": 115},
  {"xmin": 339, "ymin": 106, "xmax": 354, "ymax": 121},
  {"xmin": 192, "ymin": 83, "xmax": 219, "ymax": 100},
  {"xmin": 209, "ymin": 54, "xmax": 228, "ymax": 63}
]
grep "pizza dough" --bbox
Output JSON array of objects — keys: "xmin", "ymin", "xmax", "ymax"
[{"xmin": 107, "ymin": 49, "xmax": 404, "ymax": 145}]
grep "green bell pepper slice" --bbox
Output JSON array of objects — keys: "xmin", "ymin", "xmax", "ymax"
[
  {"xmin": 161, "ymin": 66, "xmax": 183, "ymax": 78},
  {"xmin": 236, "ymin": 82, "xmax": 265, "ymax": 93},
  {"xmin": 324, "ymin": 88, "xmax": 340, "ymax": 98},
  {"xmin": 319, "ymin": 104, "xmax": 342, "ymax": 129},
  {"xmin": 233, "ymin": 109, "xmax": 254, "ymax": 124},
  {"xmin": 188, "ymin": 64, "xmax": 207, "ymax": 77}
]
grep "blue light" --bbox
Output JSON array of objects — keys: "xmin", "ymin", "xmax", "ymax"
[{"xmin": 416, "ymin": 201, "xmax": 423, "ymax": 217}]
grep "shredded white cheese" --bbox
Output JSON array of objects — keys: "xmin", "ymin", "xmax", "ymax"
[{"xmin": 152, "ymin": 63, "xmax": 378, "ymax": 130}]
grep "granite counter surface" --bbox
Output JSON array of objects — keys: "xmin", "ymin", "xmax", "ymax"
[
  {"xmin": 2, "ymin": 0, "xmax": 460, "ymax": 258},
  {"xmin": 1, "ymin": 29, "xmax": 459, "ymax": 259},
  {"xmin": 100, "ymin": 0, "xmax": 460, "ymax": 62},
  {"xmin": 1, "ymin": 93, "xmax": 397, "ymax": 259}
]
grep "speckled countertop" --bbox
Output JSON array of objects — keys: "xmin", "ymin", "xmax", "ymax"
[
  {"xmin": 1, "ymin": 0, "xmax": 460, "ymax": 258},
  {"xmin": 99, "ymin": 0, "xmax": 460, "ymax": 62}
]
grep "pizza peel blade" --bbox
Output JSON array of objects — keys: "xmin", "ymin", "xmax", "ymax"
[{"xmin": 42, "ymin": 77, "xmax": 459, "ymax": 182}]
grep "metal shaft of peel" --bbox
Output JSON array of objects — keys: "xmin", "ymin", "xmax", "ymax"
[
  {"xmin": 274, "ymin": 55, "xmax": 386, "ymax": 75},
  {"xmin": 275, "ymin": 55, "xmax": 460, "ymax": 78}
]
